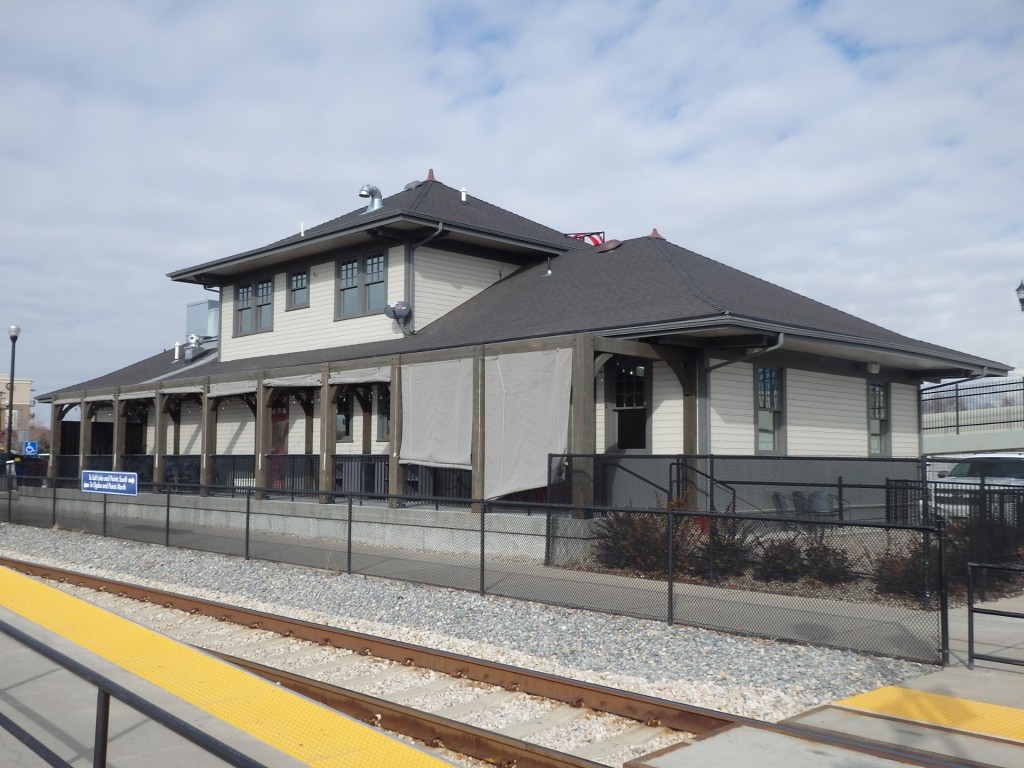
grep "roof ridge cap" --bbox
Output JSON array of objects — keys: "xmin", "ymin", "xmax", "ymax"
[{"xmin": 650, "ymin": 238, "xmax": 731, "ymax": 315}]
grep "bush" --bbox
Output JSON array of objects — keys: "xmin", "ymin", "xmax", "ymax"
[
  {"xmin": 592, "ymin": 509, "xmax": 702, "ymax": 576},
  {"xmin": 753, "ymin": 537, "xmax": 806, "ymax": 582},
  {"xmin": 871, "ymin": 537, "xmax": 932, "ymax": 599},
  {"xmin": 803, "ymin": 537, "xmax": 858, "ymax": 585},
  {"xmin": 688, "ymin": 512, "xmax": 755, "ymax": 580}
]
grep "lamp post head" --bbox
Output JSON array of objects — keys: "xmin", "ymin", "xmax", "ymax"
[
  {"xmin": 1017, "ymin": 281, "xmax": 1024, "ymax": 312},
  {"xmin": 8, "ymin": 325, "xmax": 19, "ymax": 342}
]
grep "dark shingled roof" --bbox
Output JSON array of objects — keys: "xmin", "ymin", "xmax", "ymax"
[{"xmin": 45, "ymin": 179, "xmax": 1009, "ymax": 400}]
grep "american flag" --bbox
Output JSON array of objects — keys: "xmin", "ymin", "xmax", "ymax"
[{"xmin": 566, "ymin": 231, "xmax": 606, "ymax": 246}]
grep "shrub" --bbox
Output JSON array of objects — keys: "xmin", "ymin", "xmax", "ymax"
[
  {"xmin": 753, "ymin": 537, "xmax": 806, "ymax": 582},
  {"xmin": 592, "ymin": 509, "xmax": 702, "ymax": 576},
  {"xmin": 802, "ymin": 537, "xmax": 858, "ymax": 586},
  {"xmin": 688, "ymin": 509, "xmax": 756, "ymax": 581},
  {"xmin": 871, "ymin": 537, "xmax": 932, "ymax": 599}
]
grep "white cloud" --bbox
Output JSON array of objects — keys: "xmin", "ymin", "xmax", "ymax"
[{"xmin": 2, "ymin": 0, "xmax": 1023, "ymax": 423}]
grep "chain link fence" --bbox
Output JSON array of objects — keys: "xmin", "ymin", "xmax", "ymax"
[{"xmin": 6, "ymin": 476, "xmax": 953, "ymax": 662}]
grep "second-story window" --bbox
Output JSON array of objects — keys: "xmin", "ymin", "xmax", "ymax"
[
  {"xmin": 287, "ymin": 269, "xmax": 309, "ymax": 310},
  {"xmin": 235, "ymin": 277, "xmax": 274, "ymax": 336},
  {"xmin": 336, "ymin": 252, "xmax": 387, "ymax": 318}
]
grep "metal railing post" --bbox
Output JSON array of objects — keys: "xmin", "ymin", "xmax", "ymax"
[
  {"xmin": 103, "ymin": 494, "xmax": 108, "ymax": 538},
  {"xmin": 94, "ymin": 689, "xmax": 111, "ymax": 768},
  {"xmin": 346, "ymin": 496, "xmax": 353, "ymax": 574},
  {"xmin": 937, "ymin": 518, "xmax": 949, "ymax": 665},
  {"xmin": 667, "ymin": 509, "xmax": 675, "ymax": 625},
  {"xmin": 244, "ymin": 488, "xmax": 252, "ymax": 560},
  {"xmin": 966, "ymin": 560, "xmax": 975, "ymax": 669},
  {"xmin": 479, "ymin": 501, "xmax": 487, "ymax": 596}
]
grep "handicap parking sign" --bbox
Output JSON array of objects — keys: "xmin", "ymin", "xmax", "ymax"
[{"xmin": 23, "ymin": 441, "xmax": 38, "ymax": 456}]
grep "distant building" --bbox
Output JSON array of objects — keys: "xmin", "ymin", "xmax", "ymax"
[
  {"xmin": 39, "ymin": 171, "xmax": 1012, "ymax": 497},
  {"xmin": 1, "ymin": 375, "xmax": 33, "ymax": 454}
]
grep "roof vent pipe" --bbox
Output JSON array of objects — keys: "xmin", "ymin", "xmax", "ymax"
[{"xmin": 358, "ymin": 184, "xmax": 383, "ymax": 213}]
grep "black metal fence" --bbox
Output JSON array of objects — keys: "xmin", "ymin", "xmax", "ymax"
[
  {"xmin": 967, "ymin": 562, "xmax": 1024, "ymax": 669},
  {"xmin": 922, "ymin": 376, "xmax": 1024, "ymax": 434},
  {"xmin": 552, "ymin": 453, "xmax": 924, "ymax": 522},
  {"xmin": 5, "ymin": 479, "xmax": 954, "ymax": 663}
]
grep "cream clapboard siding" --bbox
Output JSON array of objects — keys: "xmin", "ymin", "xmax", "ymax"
[
  {"xmin": 220, "ymin": 247, "xmax": 406, "ymax": 362},
  {"xmin": 890, "ymin": 382, "xmax": 921, "ymax": 457},
  {"xmin": 651, "ymin": 361, "xmax": 686, "ymax": 454},
  {"xmin": 217, "ymin": 400, "xmax": 255, "ymax": 453},
  {"xmin": 414, "ymin": 248, "xmax": 521, "ymax": 328},
  {"xmin": 326, "ymin": 391, "xmax": 390, "ymax": 456},
  {"xmin": 176, "ymin": 410, "xmax": 202, "ymax": 455},
  {"xmin": 709, "ymin": 361, "xmax": 754, "ymax": 454},
  {"xmin": 786, "ymin": 370, "xmax": 865, "ymax": 456}
]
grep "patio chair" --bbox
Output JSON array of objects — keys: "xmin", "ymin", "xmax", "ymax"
[
  {"xmin": 806, "ymin": 493, "xmax": 839, "ymax": 524},
  {"xmin": 772, "ymin": 491, "xmax": 794, "ymax": 516},
  {"xmin": 792, "ymin": 490, "xmax": 812, "ymax": 517},
  {"xmin": 809, "ymin": 489, "xmax": 842, "ymax": 519}
]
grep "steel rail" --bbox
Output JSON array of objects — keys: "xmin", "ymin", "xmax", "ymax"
[
  {"xmin": 0, "ymin": 556, "xmax": 733, "ymax": 737},
  {"xmin": 1, "ymin": 556, "xmax": 991, "ymax": 768}
]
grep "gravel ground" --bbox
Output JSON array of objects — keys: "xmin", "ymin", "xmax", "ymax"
[{"xmin": 0, "ymin": 523, "xmax": 929, "ymax": 722}]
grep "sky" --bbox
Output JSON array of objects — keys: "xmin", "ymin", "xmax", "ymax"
[{"xmin": 2, "ymin": 0, "xmax": 1024, "ymax": 427}]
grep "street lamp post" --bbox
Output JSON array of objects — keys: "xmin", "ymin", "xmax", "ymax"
[{"xmin": 6, "ymin": 324, "xmax": 20, "ymax": 471}]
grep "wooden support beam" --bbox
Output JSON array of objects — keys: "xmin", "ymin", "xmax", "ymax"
[
  {"xmin": 570, "ymin": 334, "xmax": 596, "ymax": 510},
  {"xmin": 200, "ymin": 382, "xmax": 217, "ymax": 489},
  {"xmin": 318, "ymin": 364, "xmax": 334, "ymax": 499},
  {"xmin": 388, "ymin": 357, "xmax": 402, "ymax": 506}
]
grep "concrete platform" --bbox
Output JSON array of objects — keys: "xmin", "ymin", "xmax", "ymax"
[
  {"xmin": 0, "ymin": 566, "xmax": 454, "ymax": 767},
  {"xmin": 634, "ymin": 591, "xmax": 1024, "ymax": 767}
]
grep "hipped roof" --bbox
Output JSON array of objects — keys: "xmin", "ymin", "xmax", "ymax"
[{"xmin": 42, "ymin": 179, "xmax": 1010, "ymax": 401}]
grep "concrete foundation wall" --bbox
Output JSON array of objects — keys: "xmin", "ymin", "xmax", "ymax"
[{"xmin": 13, "ymin": 487, "xmax": 551, "ymax": 561}]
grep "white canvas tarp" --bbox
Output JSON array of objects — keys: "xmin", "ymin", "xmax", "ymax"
[
  {"xmin": 328, "ymin": 366, "xmax": 391, "ymax": 385},
  {"xmin": 263, "ymin": 373, "xmax": 321, "ymax": 387},
  {"xmin": 399, "ymin": 358, "xmax": 473, "ymax": 469},
  {"xmin": 209, "ymin": 380, "xmax": 257, "ymax": 397},
  {"xmin": 483, "ymin": 348, "xmax": 572, "ymax": 499}
]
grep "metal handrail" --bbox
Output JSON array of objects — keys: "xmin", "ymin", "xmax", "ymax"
[
  {"xmin": 967, "ymin": 561, "xmax": 1024, "ymax": 669},
  {"xmin": 0, "ymin": 617, "xmax": 270, "ymax": 768}
]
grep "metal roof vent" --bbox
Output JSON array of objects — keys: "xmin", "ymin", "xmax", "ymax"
[{"xmin": 358, "ymin": 184, "xmax": 383, "ymax": 213}]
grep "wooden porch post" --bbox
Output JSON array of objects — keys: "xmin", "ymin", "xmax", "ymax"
[
  {"xmin": 571, "ymin": 334, "xmax": 596, "ymax": 509},
  {"xmin": 254, "ymin": 373, "xmax": 269, "ymax": 492},
  {"xmin": 78, "ymin": 399, "xmax": 93, "ymax": 473},
  {"xmin": 318, "ymin": 364, "xmax": 334, "ymax": 498},
  {"xmin": 112, "ymin": 391, "xmax": 126, "ymax": 472},
  {"xmin": 200, "ymin": 382, "xmax": 217, "ymax": 489},
  {"xmin": 388, "ymin": 356, "xmax": 402, "ymax": 506},
  {"xmin": 153, "ymin": 390, "xmax": 166, "ymax": 486},
  {"xmin": 47, "ymin": 403, "xmax": 65, "ymax": 481}
]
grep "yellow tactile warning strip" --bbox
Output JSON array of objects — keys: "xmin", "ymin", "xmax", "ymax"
[
  {"xmin": 837, "ymin": 685, "xmax": 1024, "ymax": 743},
  {"xmin": 0, "ymin": 566, "xmax": 450, "ymax": 767}
]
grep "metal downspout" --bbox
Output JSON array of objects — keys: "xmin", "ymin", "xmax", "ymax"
[{"xmin": 406, "ymin": 222, "xmax": 445, "ymax": 335}]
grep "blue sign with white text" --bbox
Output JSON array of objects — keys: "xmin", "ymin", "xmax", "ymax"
[{"xmin": 81, "ymin": 470, "xmax": 138, "ymax": 496}]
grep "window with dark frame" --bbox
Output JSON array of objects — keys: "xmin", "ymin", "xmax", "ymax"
[
  {"xmin": 336, "ymin": 251, "xmax": 387, "ymax": 318},
  {"xmin": 868, "ymin": 382, "xmax": 889, "ymax": 455},
  {"xmin": 756, "ymin": 367, "xmax": 783, "ymax": 453},
  {"xmin": 235, "ymin": 278, "xmax": 274, "ymax": 336},
  {"xmin": 612, "ymin": 358, "xmax": 647, "ymax": 450},
  {"xmin": 287, "ymin": 269, "xmax": 309, "ymax": 310}
]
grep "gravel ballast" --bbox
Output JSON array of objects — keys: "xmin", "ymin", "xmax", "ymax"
[{"xmin": 0, "ymin": 524, "xmax": 929, "ymax": 722}]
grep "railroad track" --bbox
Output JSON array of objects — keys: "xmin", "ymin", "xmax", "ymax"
[
  {"xmin": 1, "ymin": 556, "xmax": 730, "ymax": 767},
  {"xmin": 1, "ymin": 557, "xmax": 981, "ymax": 768}
]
